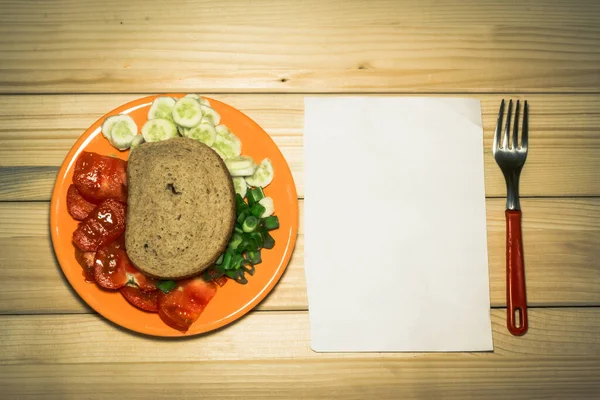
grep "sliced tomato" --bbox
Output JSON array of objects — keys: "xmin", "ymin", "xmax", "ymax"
[
  {"xmin": 120, "ymin": 286, "xmax": 159, "ymax": 312},
  {"xmin": 66, "ymin": 184, "xmax": 96, "ymax": 221},
  {"xmin": 214, "ymin": 276, "xmax": 228, "ymax": 287},
  {"xmin": 122, "ymin": 256, "xmax": 158, "ymax": 291},
  {"xmin": 158, "ymin": 278, "xmax": 218, "ymax": 332},
  {"xmin": 73, "ymin": 151, "xmax": 127, "ymax": 203},
  {"xmin": 74, "ymin": 247, "xmax": 96, "ymax": 283},
  {"xmin": 72, "ymin": 198, "xmax": 126, "ymax": 252},
  {"xmin": 93, "ymin": 242, "xmax": 128, "ymax": 289}
]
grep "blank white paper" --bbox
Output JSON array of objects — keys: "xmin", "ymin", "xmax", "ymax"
[{"xmin": 303, "ymin": 97, "xmax": 493, "ymax": 352}]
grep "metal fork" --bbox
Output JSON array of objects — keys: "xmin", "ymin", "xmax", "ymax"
[{"xmin": 493, "ymin": 99, "xmax": 529, "ymax": 336}]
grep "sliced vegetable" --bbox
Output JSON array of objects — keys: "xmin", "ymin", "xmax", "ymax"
[
  {"xmin": 157, "ymin": 278, "xmax": 217, "ymax": 332},
  {"xmin": 129, "ymin": 134, "xmax": 145, "ymax": 150},
  {"xmin": 247, "ymin": 187, "xmax": 265, "ymax": 205},
  {"xmin": 121, "ymin": 286, "xmax": 159, "ymax": 312},
  {"xmin": 200, "ymin": 105, "xmax": 221, "ymax": 125},
  {"xmin": 172, "ymin": 97, "xmax": 203, "ymax": 128},
  {"xmin": 262, "ymin": 231, "xmax": 275, "ymax": 249},
  {"xmin": 93, "ymin": 242, "xmax": 128, "ymax": 289},
  {"xmin": 101, "ymin": 115, "xmax": 120, "ymax": 140},
  {"xmin": 224, "ymin": 156, "xmax": 256, "ymax": 177},
  {"xmin": 148, "ymin": 97, "xmax": 176, "ymax": 122},
  {"xmin": 183, "ymin": 121, "xmax": 217, "ymax": 146},
  {"xmin": 228, "ymin": 232, "xmax": 244, "ymax": 250},
  {"xmin": 102, "ymin": 115, "xmax": 138, "ymax": 150},
  {"xmin": 246, "ymin": 250, "xmax": 262, "ymax": 265},
  {"xmin": 242, "ymin": 215, "xmax": 259, "ymax": 233},
  {"xmin": 258, "ymin": 196, "xmax": 274, "ymax": 218},
  {"xmin": 232, "ymin": 177, "xmax": 247, "ymax": 198},
  {"xmin": 263, "ymin": 215, "xmax": 280, "ymax": 231},
  {"xmin": 141, "ymin": 118, "xmax": 178, "ymax": 142},
  {"xmin": 184, "ymin": 94, "xmax": 201, "ymax": 100},
  {"xmin": 212, "ymin": 134, "xmax": 241, "ymax": 159},
  {"xmin": 215, "ymin": 124, "xmax": 242, "ymax": 149},
  {"xmin": 250, "ymin": 203, "xmax": 266, "ymax": 218},
  {"xmin": 245, "ymin": 158, "xmax": 274, "ymax": 188}
]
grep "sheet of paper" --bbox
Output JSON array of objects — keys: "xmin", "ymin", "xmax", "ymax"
[{"xmin": 303, "ymin": 97, "xmax": 493, "ymax": 352}]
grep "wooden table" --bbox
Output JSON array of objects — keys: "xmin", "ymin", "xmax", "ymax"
[{"xmin": 1, "ymin": 1, "xmax": 599, "ymax": 398}]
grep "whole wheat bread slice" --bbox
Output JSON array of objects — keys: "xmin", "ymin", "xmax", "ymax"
[{"xmin": 125, "ymin": 137, "xmax": 236, "ymax": 279}]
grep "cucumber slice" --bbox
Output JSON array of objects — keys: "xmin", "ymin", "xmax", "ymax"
[
  {"xmin": 101, "ymin": 115, "xmax": 119, "ymax": 140},
  {"xmin": 225, "ymin": 156, "xmax": 257, "ymax": 177},
  {"xmin": 211, "ymin": 146, "xmax": 227, "ymax": 160},
  {"xmin": 130, "ymin": 134, "xmax": 145, "ymax": 150},
  {"xmin": 200, "ymin": 105, "xmax": 221, "ymax": 125},
  {"xmin": 258, "ymin": 197, "xmax": 274, "ymax": 218},
  {"xmin": 215, "ymin": 124, "xmax": 242, "ymax": 149},
  {"xmin": 148, "ymin": 97, "xmax": 176, "ymax": 121},
  {"xmin": 232, "ymin": 177, "xmax": 247, "ymax": 198},
  {"xmin": 200, "ymin": 98, "xmax": 211, "ymax": 107},
  {"xmin": 184, "ymin": 121, "xmax": 217, "ymax": 146},
  {"xmin": 106, "ymin": 115, "xmax": 138, "ymax": 150},
  {"xmin": 172, "ymin": 97, "xmax": 203, "ymax": 128},
  {"xmin": 184, "ymin": 94, "xmax": 201, "ymax": 100},
  {"xmin": 141, "ymin": 118, "xmax": 178, "ymax": 142},
  {"xmin": 213, "ymin": 134, "xmax": 241, "ymax": 159},
  {"xmin": 245, "ymin": 158, "xmax": 274, "ymax": 188}
]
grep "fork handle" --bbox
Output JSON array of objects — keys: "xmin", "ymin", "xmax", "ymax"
[{"xmin": 506, "ymin": 210, "xmax": 528, "ymax": 336}]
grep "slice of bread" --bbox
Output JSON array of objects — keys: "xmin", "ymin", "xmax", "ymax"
[{"xmin": 125, "ymin": 137, "xmax": 236, "ymax": 280}]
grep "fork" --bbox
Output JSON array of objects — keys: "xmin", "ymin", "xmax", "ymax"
[{"xmin": 493, "ymin": 99, "xmax": 529, "ymax": 336}]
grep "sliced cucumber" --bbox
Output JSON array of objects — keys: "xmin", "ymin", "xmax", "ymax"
[
  {"xmin": 215, "ymin": 124, "xmax": 242, "ymax": 148},
  {"xmin": 225, "ymin": 156, "xmax": 257, "ymax": 177},
  {"xmin": 258, "ymin": 197, "xmax": 274, "ymax": 218},
  {"xmin": 184, "ymin": 121, "xmax": 217, "ymax": 146},
  {"xmin": 172, "ymin": 97, "xmax": 203, "ymax": 128},
  {"xmin": 101, "ymin": 115, "xmax": 119, "ymax": 140},
  {"xmin": 200, "ymin": 105, "xmax": 221, "ymax": 125},
  {"xmin": 211, "ymin": 146, "xmax": 227, "ymax": 160},
  {"xmin": 148, "ymin": 97, "xmax": 176, "ymax": 121},
  {"xmin": 213, "ymin": 134, "xmax": 241, "ymax": 159},
  {"xmin": 141, "ymin": 118, "xmax": 178, "ymax": 142},
  {"xmin": 184, "ymin": 94, "xmax": 201, "ymax": 100},
  {"xmin": 106, "ymin": 115, "xmax": 138, "ymax": 150},
  {"xmin": 184, "ymin": 94, "xmax": 210, "ymax": 107},
  {"xmin": 232, "ymin": 177, "xmax": 247, "ymax": 198},
  {"xmin": 130, "ymin": 135, "xmax": 145, "ymax": 150},
  {"xmin": 245, "ymin": 158, "xmax": 274, "ymax": 188}
]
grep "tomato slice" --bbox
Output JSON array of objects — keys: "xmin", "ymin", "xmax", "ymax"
[
  {"xmin": 74, "ymin": 247, "xmax": 96, "ymax": 283},
  {"xmin": 66, "ymin": 184, "xmax": 96, "ymax": 221},
  {"xmin": 122, "ymin": 257, "xmax": 158, "ymax": 291},
  {"xmin": 72, "ymin": 198, "xmax": 126, "ymax": 252},
  {"xmin": 73, "ymin": 151, "xmax": 127, "ymax": 203},
  {"xmin": 120, "ymin": 286, "xmax": 159, "ymax": 312},
  {"xmin": 93, "ymin": 242, "xmax": 128, "ymax": 289},
  {"xmin": 158, "ymin": 278, "xmax": 218, "ymax": 332}
]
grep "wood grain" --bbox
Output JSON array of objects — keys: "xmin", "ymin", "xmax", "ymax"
[
  {"xmin": 0, "ymin": 1, "xmax": 599, "ymax": 93},
  {"xmin": 1, "ymin": 309, "xmax": 600, "ymax": 364},
  {"xmin": 1, "ymin": 358, "xmax": 598, "ymax": 400},
  {"xmin": 1, "ymin": 198, "xmax": 598, "ymax": 314},
  {"xmin": 0, "ymin": 309, "xmax": 599, "ymax": 399},
  {"xmin": 0, "ymin": 94, "xmax": 599, "ymax": 198}
]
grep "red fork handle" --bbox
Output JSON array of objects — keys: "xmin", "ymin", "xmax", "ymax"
[{"xmin": 506, "ymin": 210, "xmax": 528, "ymax": 335}]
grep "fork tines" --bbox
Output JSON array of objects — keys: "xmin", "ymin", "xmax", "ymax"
[{"xmin": 493, "ymin": 99, "xmax": 528, "ymax": 153}]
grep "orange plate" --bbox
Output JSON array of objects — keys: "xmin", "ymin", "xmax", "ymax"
[{"xmin": 50, "ymin": 95, "xmax": 299, "ymax": 337}]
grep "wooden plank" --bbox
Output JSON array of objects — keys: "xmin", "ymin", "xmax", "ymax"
[
  {"xmin": 1, "ymin": 198, "xmax": 599, "ymax": 314},
  {"xmin": 0, "ymin": 1, "xmax": 599, "ymax": 93},
  {"xmin": 0, "ymin": 309, "xmax": 599, "ymax": 399},
  {"xmin": 1, "ymin": 309, "xmax": 599, "ymax": 363},
  {"xmin": 1, "ymin": 358, "xmax": 598, "ymax": 400},
  {"xmin": 0, "ymin": 94, "xmax": 599, "ymax": 198}
]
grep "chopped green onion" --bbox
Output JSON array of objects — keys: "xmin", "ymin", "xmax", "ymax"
[
  {"xmin": 247, "ymin": 187, "xmax": 265, "ymax": 205},
  {"xmin": 263, "ymin": 231, "xmax": 275, "ymax": 249},
  {"xmin": 263, "ymin": 215, "xmax": 279, "ymax": 231},
  {"xmin": 234, "ymin": 225, "xmax": 244, "ymax": 235},
  {"xmin": 228, "ymin": 233, "xmax": 243, "ymax": 250},
  {"xmin": 215, "ymin": 253, "xmax": 224, "ymax": 265},
  {"xmin": 242, "ymin": 263, "xmax": 256, "ymax": 276},
  {"xmin": 232, "ymin": 253, "xmax": 244, "ymax": 269},
  {"xmin": 221, "ymin": 251, "xmax": 233, "ymax": 270},
  {"xmin": 247, "ymin": 250, "xmax": 262, "ymax": 265},
  {"xmin": 249, "ymin": 231, "xmax": 264, "ymax": 249},
  {"xmin": 237, "ymin": 211, "xmax": 248, "ymax": 225},
  {"xmin": 242, "ymin": 216, "xmax": 259, "ymax": 233},
  {"xmin": 156, "ymin": 280, "xmax": 177, "ymax": 294},
  {"xmin": 250, "ymin": 203, "xmax": 266, "ymax": 218}
]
